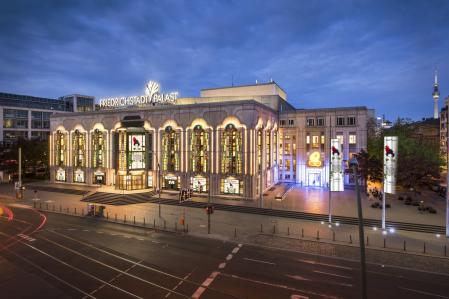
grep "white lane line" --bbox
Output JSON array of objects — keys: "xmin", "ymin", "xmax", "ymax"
[
  {"xmin": 46, "ymin": 229, "xmax": 192, "ymax": 283},
  {"xmin": 38, "ymin": 235, "xmax": 190, "ymax": 298},
  {"xmin": 191, "ymin": 245, "xmax": 243, "ymax": 299},
  {"xmin": 67, "ymin": 228, "xmax": 76, "ymax": 231},
  {"xmin": 285, "ymin": 274, "xmax": 310, "ymax": 281},
  {"xmin": 124, "ymin": 235, "xmax": 132, "ymax": 238},
  {"xmin": 17, "ymin": 234, "xmax": 36, "ymax": 242},
  {"xmin": 296, "ymin": 259, "xmax": 353, "ymax": 270},
  {"xmin": 313, "ymin": 270, "xmax": 352, "ymax": 280},
  {"xmin": 4, "ymin": 247, "xmax": 96, "ymax": 299},
  {"xmin": 83, "ymin": 260, "xmax": 143, "ymax": 299},
  {"xmin": 400, "ymin": 287, "xmax": 449, "ymax": 298},
  {"xmin": 220, "ymin": 272, "xmax": 338, "ymax": 299},
  {"xmin": 164, "ymin": 269, "xmax": 195, "ymax": 298},
  {"xmin": 137, "ymin": 238, "xmax": 144, "ymax": 241},
  {"xmin": 243, "ymin": 258, "xmax": 276, "ymax": 265},
  {"xmin": 20, "ymin": 242, "xmax": 143, "ymax": 299}
]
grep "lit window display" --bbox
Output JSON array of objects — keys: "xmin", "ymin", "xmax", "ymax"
[
  {"xmin": 147, "ymin": 173, "xmax": 153, "ymax": 187},
  {"xmin": 162, "ymin": 126, "xmax": 180, "ymax": 171},
  {"xmin": 74, "ymin": 169, "xmax": 85, "ymax": 183},
  {"xmin": 220, "ymin": 177, "xmax": 243, "ymax": 195},
  {"xmin": 164, "ymin": 174, "xmax": 180, "ymax": 190},
  {"xmin": 72, "ymin": 130, "xmax": 86, "ymax": 168},
  {"xmin": 92, "ymin": 129, "xmax": 105, "ymax": 168},
  {"xmin": 191, "ymin": 176, "xmax": 207, "ymax": 192},
  {"xmin": 55, "ymin": 131, "xmax": 66, "ymax": 166},
  {"xmin": 56, "ymin": 168, "xmax": 66, "ymax": 181},
  {"xmin": 191, "ymin": 125, "xmax": 209, "ymax": 173},
  {"xmin": 221, "ymin": 124, "xmax": 242, "ymax": 174},
  {"xmin": 257, "ymin": 129, "xmax": 262, "ymax": 170},
  {"xmin": 128, "ymin": 134, "xmax": 146, "ymax": 169},
  {"xmin": 117, "ymin": 131, "xmax": 127, "ymax": 172},
  {"xmin": 273, "ymin": 130, "xmax": 278, "ymax": 164}
]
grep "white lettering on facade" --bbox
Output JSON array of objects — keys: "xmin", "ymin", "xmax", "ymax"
[{"xmin": 99, "ymin": 81, "xmax": 178, "ymax": 109}]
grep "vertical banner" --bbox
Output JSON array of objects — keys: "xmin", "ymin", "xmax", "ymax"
[
  {"xmin": 384, "ymin": 136, "xmax": 398, "ymax": 194},
  {"xmin": 330, "ymin": 138, "xmax": 344, "ymax": 191}
]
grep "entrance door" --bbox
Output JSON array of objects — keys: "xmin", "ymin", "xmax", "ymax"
[
  {"xmin": 131, "ymin": 175, "xmax": 144, "ymax": 190},
  {"xmin": 308, "ymin": 172, "xmax": 321, "ymax": 187}
]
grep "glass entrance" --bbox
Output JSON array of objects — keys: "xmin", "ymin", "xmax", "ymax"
[
  {"xmin": 118, "ymin": 174, "xmax": 145, "ymax": 190},
  {"xmin": 308, "ymin": 172, "xmax": 321, "ymax": 187}
]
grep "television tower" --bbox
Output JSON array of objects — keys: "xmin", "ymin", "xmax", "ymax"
[{"xmin": 433, "ymin": 69, "xmax": 440, "ymax": 119}]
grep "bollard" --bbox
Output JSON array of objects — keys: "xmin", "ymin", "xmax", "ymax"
[
  {"xmin": 366, "ymin": 236, "xmax": 369, "ymax": 246},
  {"xmin": 349, "ymin": 234, "xmax": 352, "ymax": 244},
  {"xmin": 260, "ymin": 224, "xmax": 263, "ymax": 233},
  {"xmin": 301, "ymin": 228, "xmax": 304, "ymax": 238},
  {"xmin": 332, "ymin": 231, "xmax": 335, "ymax": 241},
  {"xmin": 115, "ymin": 214, "xmax": 117, "ymax": 221},
  {"xmin": 75, "ymin": 207, "xmax": 77, "ymax": 215},
  {"xmin": 383, "ymin": 238, "xmax": 386, "ymax": 248},
  {"xmin": 403, "ymin": 240, "xmax": 406, "ymax": 251},
  {"xmin": 59, "ymin": 205, "xmax": 62, "ymax": 212},
  {"xmin": 133, "ymin": 216, "xmax": 135, "ymax": 225},
  {"xmin": 164, "ymin": 220, "xmax": 166, "ymax": 229},
  {"xmin": 423, "ymin": 242, "xmax": 426, "ymax": 254},
  {"xmin": 106, "ymin": 212, "xmax": 109, "ymax": 220},
  {"xmin": 273, "ymin": 224, "xmax": 276, "ymax": 234},
  {"xmin": 82, "ymin": 208, "xmax": 84, "ymax": 216},
  {"xmin": 444, "ymin": 245, "xmax": 447, "ymax": 257},
  {"xmin": 316, "ymin": 230, "xmax": 320, "ymax": 240},
  {"xmin": 234, "ymin": 228, "xmax": 237, "ymax": 238},
  {"xmin": 154, "ymin": 219, "xmax": 156, "ymax": 228},
  {"xmin": 288, "ymin": 227, "xmax": 290, "ymax": 236},
  {"xmin": 124, "ymin": 215, "xmax": 126, "ymax": 223},
  {"xmin": 175, "ymin": 222, "xmax": 177, "ymax": 231},
  {"xmin": 144, "ymin": 217, "xmax": 146, "ymax": 226}
]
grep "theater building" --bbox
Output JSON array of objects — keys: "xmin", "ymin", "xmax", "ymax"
[{"xmin": 49, "ymin": 80, "xmax": 374, "ymax": 200}]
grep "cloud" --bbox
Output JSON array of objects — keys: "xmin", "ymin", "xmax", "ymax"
[{"xmin": 0, "ymin": 0, "xmax": 448, "ymax": 120}]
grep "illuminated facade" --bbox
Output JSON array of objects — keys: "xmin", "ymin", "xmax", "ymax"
[{"xmin": 49, "ymin": 81, "xmax": 374, "ymax": 199}]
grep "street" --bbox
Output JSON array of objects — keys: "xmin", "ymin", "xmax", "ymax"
[{"xmin": 1, "ymin": 204, "xmax": 449, "ymax": 299}]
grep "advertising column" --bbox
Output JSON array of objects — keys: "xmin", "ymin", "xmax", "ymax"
[
  {"xmin": 383, "ymin": 136, "xmax": 398, "ymax": 230},
  {"xmin": 329, "ymin": 139, "xmax": 344, "ymax": 223}
]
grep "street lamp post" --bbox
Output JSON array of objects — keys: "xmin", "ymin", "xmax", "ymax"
[
  {"xmin": 208, "ymin": 147, "xmax": 211, "ymax": 234},
  {"xmin": 158, "ymin": 163, "xmax": 161, "ymax": 217},
  {"xmin": 350, "ymin": 157, "xmax": 367, "ymax": 299}
]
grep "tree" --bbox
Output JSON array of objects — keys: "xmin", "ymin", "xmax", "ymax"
[{"xmin": 361, "ymin": 119, "xmax": 443, "ymax": 189}]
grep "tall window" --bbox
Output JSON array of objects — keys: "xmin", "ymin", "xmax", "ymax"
[
  {"xmin": 117, "ymin": 131, "xmax": 127, "ymax": 172},
  {"xmin": 72, "ymin": 130, "xmax": 86, "ymax": 168},
  {"xmin": 191, "ymin": 125, "xmax": 209, "ymax": 173},
  {"xmin": 55, "ymin": 131, "xmax": 66, "ymax": 166},
  {"xmin": 273, "ymin": 130, "xmax": 278, "ymax": 165},
  {"xmin": 221, "ymin": 124, "xmax": 242, "ymax": 174},
  {"xmin": 257, "ymin": 129, "xmax": 262, "ymax": 170},
  {"xmin": 162, "ymin": 126, "xmax": 180, "ymax": 171},
  {"xmin": 266, "ymin": 131, "xmax": 271, "ymax": 168},
  {"xmin": 92, "ymin": 129, "xmax": 105, "ymax": 168}
]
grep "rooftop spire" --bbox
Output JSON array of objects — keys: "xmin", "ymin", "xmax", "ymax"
[{"xmin": 434, "ymin": 69, "xmax": 438, "ymax": 85}]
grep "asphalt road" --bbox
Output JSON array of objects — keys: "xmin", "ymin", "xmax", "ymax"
[{"xmin": 1, "ymin": 204, "xmax": 449, "ymax": 299}]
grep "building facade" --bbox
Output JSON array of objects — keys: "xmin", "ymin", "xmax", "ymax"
[
  {"xmin": 0, "ymin": 92, "xmax": 95, "ymax": 146},
  {"xmin": 49, "ymin": 81, "xmax": 374, "ymax": 200}
]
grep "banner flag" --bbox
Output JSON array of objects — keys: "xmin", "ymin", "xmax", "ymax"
[
  {"xmin": 330, "ymin": 138, "xmax": 344, "ymax": 191},
  {"xmin": 384, "ymin": 136, "xmax": 398, "ymax": 194}
]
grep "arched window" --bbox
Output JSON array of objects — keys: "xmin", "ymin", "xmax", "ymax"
[
  {"xmin": 72, "ymin": 130, "xmax": 86, "ymax": 168},
  {"xmin": 55, "ymin": 130, "xmax": 66, "ymax": 166},
  {"xmin": 92, "ymin": 129, "xmax": 105, "ymax": 168},
  {"xmin": 266, "ymin": 130, "xmax": 271, "ymax": 168},
  {"xmin": 162, "ymin": 126, "xmax": 180, "ymax": 171},
  {"xmin": 191, "ymin": 125, "xmax": 209, "ymax": 173},
  {"xmin": 221, "ymin": 124, "xmax": 242, "ymax": 174}
]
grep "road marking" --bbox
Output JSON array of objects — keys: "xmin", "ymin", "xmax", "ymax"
[
  {"xmin": 67, "ymin": 228, "xmax": 77, "ymax": 231},
  {"xmin": 191, "ymin": 244, "xmax": 243, "ymax": 299},
  {"xmin": 296, "ymin": 259, "xmax": 353, "ymax": 270},
  {"xmin": 20, "ymin": 242, "xmax": 143, "ymax": 298},
  {"xmin": 243, "ymin": 258, "xmax": 276, "ymax": 265},
  {"xmin": 220, "ymin": 272, "xmax": 338, "ymax": 299},
  {"xmin": 43, "ymin": 230, "xmax": 201, "ymax": 292},
  {"xmin": 313, "ymin": 270, "xmax": 352, "ymax": 280},
  {"xmin": 4, "ymin": 247, "xmax": 96, "ymax": 298},
  {"xmin": 37, "ymin": 235, "xmax": 190, "ymax": 298},
  {"xmin": 17, "ymin": 234, "xmax": 36, "ymax": 242},
  {"xmin": 400, "ymin": 287, "xmax": 449, "ymax": 298},
  {"xmin": 137, "ymin": 238, "xmax": 144, "ymax": 241},
  {"xmin": 285, "ymin": 274, "xmax": 310, "ymax": 281},
  {"xmin": 165, "ymin": 269, "xmax": 195, "ymax": 298},
  {"xmin": 291, "ymin": 295, "xmax": 309, "ymax": 299}
]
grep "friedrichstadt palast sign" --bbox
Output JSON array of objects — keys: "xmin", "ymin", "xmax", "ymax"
[{"xmin": 99, "ymin": 80, "xmax": 178, "ymax": 109}]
